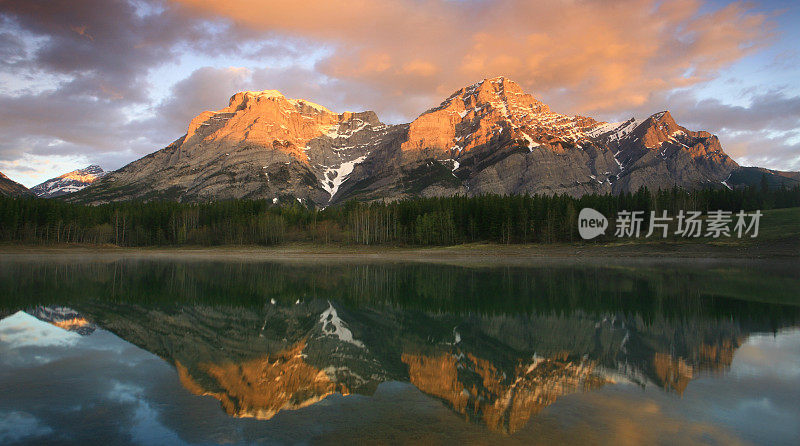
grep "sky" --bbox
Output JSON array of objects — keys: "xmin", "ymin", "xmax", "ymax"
[{"xmin": 0, "ymin": 0, "xmax": 798, "ymax": 187}]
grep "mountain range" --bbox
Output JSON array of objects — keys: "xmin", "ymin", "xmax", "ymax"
[{"xmin": 2, "ymin": 77, "xmax": 797, "ymax": 204}]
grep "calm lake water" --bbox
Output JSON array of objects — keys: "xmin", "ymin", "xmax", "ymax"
[{"xmin": 0, "ymin": 259, "xmax": 798, "ymax": 445}]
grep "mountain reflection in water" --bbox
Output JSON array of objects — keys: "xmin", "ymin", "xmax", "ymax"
[{"xmin": 0, "ymin": 260, "xmax": 798, "ymax": 443}]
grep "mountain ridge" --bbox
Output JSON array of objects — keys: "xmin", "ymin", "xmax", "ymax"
[
  {"xmin": 62, "ymin": 76, "xmax": 789, "ymax": 206},
  {"xmin": 0, "ymin": 171, "xmax": 33, "ymax": 197}
]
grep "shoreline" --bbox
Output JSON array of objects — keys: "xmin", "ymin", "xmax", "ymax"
[{"xmin": 1, "ymin": 240, "xmax": 797, "ymax": 266}]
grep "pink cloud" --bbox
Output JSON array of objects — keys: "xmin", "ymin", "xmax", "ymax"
[{"xmin": 175, "ymin": 0, "xmax": 773, "ymax": 118}]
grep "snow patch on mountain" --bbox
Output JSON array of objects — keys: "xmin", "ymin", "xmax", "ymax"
[
  {"xmin": 589, "ymin": 118, "xmax": 641, "ymax": 142},
  {"xmin": 242, "ymin": 90, "xmax": 285, "ymax": 99},
  {"xmin": 319, "ymin": 302, "xmax": 364, "ymax": 348},
  {"xmin": 321, "ymin": 155, "xmax": 368, "ymax": 200},
  {"xmin": 520, "ymin": 132, "xmax": 541, "ymax": 151}
]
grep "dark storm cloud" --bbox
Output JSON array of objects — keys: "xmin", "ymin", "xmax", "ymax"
[
  {"xmin": 0, "ymin": 0, "xmax": 307, "ymax": 101},
  {"xmin": 0, "ymin": 0, "xmax": 299, "ymax": 176},
  {"xmin": 0, "ymin": 0, "xmax": 202, "ymax": 170},
  {"xmin": 2, "ymin": 0, "xmax": 195, "ymax": 101}
]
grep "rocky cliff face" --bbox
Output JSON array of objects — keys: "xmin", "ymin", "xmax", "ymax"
[
  {"xmin": 0, "ymin": 172, "xmax": 33, "ymax": 197},
  {"xmin": 69, "ymin": 77, "xmax": 745, "ymax": 206},
  {"xmin": 31, "ymin": 165, "xmax": 106, "ymax": 198}
]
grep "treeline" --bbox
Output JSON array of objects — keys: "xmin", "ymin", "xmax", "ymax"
[{"xmin": 0, "ymin": 185, "xmax": 798, "ymax": 246}]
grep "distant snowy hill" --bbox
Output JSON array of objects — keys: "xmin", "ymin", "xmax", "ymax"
[{"xmin": 31, "ymin": 165, "xmax": 107, "ymax": 198}]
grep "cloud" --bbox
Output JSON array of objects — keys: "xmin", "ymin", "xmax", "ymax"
[
  {"xmin": 668, "ymin": 90, "xmax": 800, "ymax": 133},
  {"xmin": 0, "ymin": 154, "xmax": 92, "ymax": 188},
  {"xmin": 2, "ymin": 0, "xmax": 192, "ymax": 102},
  {"xmin": 650, "ymin": 89, "xmax": 800, "ymax": 171},
  {"xmin": 176, "ymin": 0, "xmax": 773, "ymax": 117},
  {"xmin": 150, "ymin": 64, "xmax": 411, "ymax": 133},
  {"xmin": 722, "ymin": 132, "xmax": 800, "ymax": 171},
  {"xmin": 0, "ymin": 30, "xmax": 26, "ymax": 68},
  {"xmin": 0, "ymin": 0, "xmax": 302, "ymax": 184},
  {"xmin": 151, "ymin": 66, "xmax": 255, "ymax": 134},
  {"xmin": 528, "ymin": 392, "xmax": 750, "ymax": 445}
]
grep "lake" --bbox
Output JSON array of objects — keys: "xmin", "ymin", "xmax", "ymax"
[{"xmin": 0, "ymin": 258, "xmax": 798, "ymax": 444}]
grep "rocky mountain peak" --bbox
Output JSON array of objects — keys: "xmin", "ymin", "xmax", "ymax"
[
  {"xmin": 57, "ymin": 165, "xmax": 106, "ymax": 181},
  {"xmin": 610, "ymin": 109, "xmax": 739, "ymax": 192},
  {"xmin": 402, "ymin": 77, "xmax": 594, "ymax": 155},
  {"xmin": 182, "ymin": 90, "xmax": 384, "ymax": 166},
  {"xmin": 228, "ymin": 90, "xmax": 335, "ymax": 116},
  {"xmin": 435, "ymin": 76, "xmax": 547, "ymax": 116},
  {"xmin": 649, "ymin": 110, "xmax": 676, "ymax": 126},
  {"xmin": 234, "ymin": 89, "xmax": 285, "ymax": 101},
  {"xmin": 623, "ymin": 110, "xmax": 698, "ymax": 152},
  {"xmin": 182, "ymin": 89, "xmax": 348, "ymax": 163},
  {"xmin": 339, "ymin": 110, "xmax": 382, "ymax": 126},
  {"xmin": 460, "ymin": 77, "xmax": 527, "ymax": 103},
  {"xmin": 634, "ymin": 111, "xmax": 682, "ymax": 146}
]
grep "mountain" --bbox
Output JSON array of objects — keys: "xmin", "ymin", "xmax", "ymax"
[
  {"xmin": 69, "ymin": 77, "xmax": 763, "ymax": 206},
  {"xmin": 0, "ymin": 172, "xmax": 33, "ymax": 197},
  {"xmin": 31, "ymin": 165, "xmax": 107, "ymax": 198}
]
